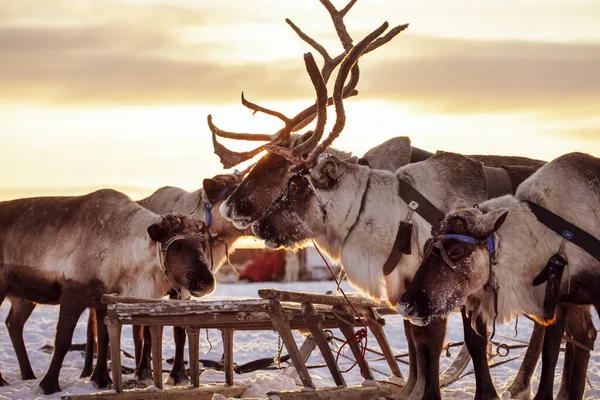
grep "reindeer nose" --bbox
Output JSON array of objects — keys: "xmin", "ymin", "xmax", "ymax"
[
  {"xmin": 396, "ymin": 299, "xmax": 417, "ymax": 319},
  {"xmin": 252, "ymin": 219, "xmax": 272, "ymax": 240},
  {"xmin": 236, "ymin": 198, "xmax": 254, "ymax": 219}
]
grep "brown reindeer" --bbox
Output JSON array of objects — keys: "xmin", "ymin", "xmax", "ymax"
[
  {"xmin": 0, "ymin": 189, "xmax": 214, "ymax": 394},
  {"xmin": 399, "ymin": 152, "xmax": 600, "ymax": 400},
  {"xmin": 133, "ymin": 172, "xmax": 249, "ymax": 384}
]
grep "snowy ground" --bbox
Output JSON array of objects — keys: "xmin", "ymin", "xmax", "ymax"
[{"xmin": 0, "ymin": 281, "xmax": 598, "ymax": 400}]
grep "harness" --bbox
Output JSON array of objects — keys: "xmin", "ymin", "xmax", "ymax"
[
  {"xmin": 526, "ymin": 200, "xmax": 600, "ymax": 320},
  {"xmin": 430, "ymin": 231, "xmax": 500, "ymax": 338},
  {"xmin": 382, "ymin": 166, "xmax": 512, "ymax": 276}
]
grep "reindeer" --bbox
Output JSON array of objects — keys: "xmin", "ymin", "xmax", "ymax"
[
  {"xmin": 132, "ymin": 172, "xmax": 249, "ymax": 384},
  {"xmin": 0, "ymin": 189, "xmax": 214, "ymax": 394},
  {"xmin": 205, "ymin": 1, "xmax": 574, "ymax": 398},
  {"xmin": 399, "ymin": 152, "xmax": 600, "ymax": 400}
]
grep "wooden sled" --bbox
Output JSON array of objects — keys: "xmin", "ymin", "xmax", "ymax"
[{"xmin": 64, "ymin": 289, "xmax": 404, "ymax": 399}]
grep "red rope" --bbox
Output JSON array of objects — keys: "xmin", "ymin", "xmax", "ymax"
[
  {"xmin": 312, "ymin": 240, "xmax": 405, "ymax": 390},
  {"xmin": 311, "ymin": 240, "xmax": 369, "ymax": 376}
]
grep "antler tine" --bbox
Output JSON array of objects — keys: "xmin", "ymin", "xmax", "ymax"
[
  {"xmin": 206, "ymin": 115, "xmax": 274, "ymax": 142},
  {"xmin": 241, "ymin": 92, "xmax": 292, "ymax": 124},
  {"xmin": 208, "ymin": 115, "xmax": 271, "ymax": 169},
  {"xmin": 364, "ymin": 23, "xmax": 410, "ymax": 56},
  {"xmin": 304, "ymin": 22, "xmax": 390, "ymax": 165}
]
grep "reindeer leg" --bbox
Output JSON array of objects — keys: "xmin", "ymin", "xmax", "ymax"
[
  {"xmin": 0, "ymin": 289, "xmax": 10, "ymax": 386},
  {"xmin": 81, "ymin": 308, "xmax": 97, "ymax": 378},
  {"xmin": 556, "ymin": 306, "xmax": 595, "ymax": 400},
  {"xmin": 6, "ymin": 298, "xmax": 37, "ymax": 380},
  {"xmin": 533, "ymin": 305, "xmax": 568, "ymax": 400},
  {"xmin": 393, "ymin": 320, "xmax": 417, "ymax": 399},
  {"xmin": 404, "ymin": 318, "xmax": 445, "ymax": 400},
  {"xmin": 134, "ymin": 325, "xmax": 153, "ymax": 382},
  {"xmin": 461, "ymin": 308, "xmax": 500, "ymax": 399},
  {"xmin": 39, "ymin": 300, "xmax": 86, "ymax": 395},
  {"xmin": 166, "ymin": 326, "xmax": 189, "ymax": 385},
  {"xmin": 132, "ymin": 324, "xmax": 143, "ymax": 369},
  {"xmin": 505, "ymin": 322, "xmax": 545, "ymax": 399},
  {"xmin": 90, "ymin": 307, "xmax": 112, "ymax": 388},
  {"xmin": 166, "ymin": 291, "xmax": 188, "ymax": 386}
]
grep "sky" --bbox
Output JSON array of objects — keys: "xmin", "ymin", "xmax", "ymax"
[{"xmin": 1, "ymin": 0, "xmax": 599, "ymax": 201}]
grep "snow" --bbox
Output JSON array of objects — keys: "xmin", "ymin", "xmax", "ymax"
[{"xmin": 0, "ymin": 281, "xmax": 598, "ymax": 399}]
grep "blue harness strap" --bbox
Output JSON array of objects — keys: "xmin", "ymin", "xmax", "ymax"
[
  {"xmin": 445, "ymin": 233, "xmax": 496, "ymax": 257},
  {"xmin": 204, "ymin": 184, "xmax": 238, "ymax": 229}
]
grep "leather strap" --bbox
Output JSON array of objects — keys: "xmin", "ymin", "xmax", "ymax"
[
  {"xmin": 483, "ymin": 166, "xmax": 513, "ymax": 199},
  {"xmin": 526, "ymin": 201, "xmax": 600, "ymax": 262}
]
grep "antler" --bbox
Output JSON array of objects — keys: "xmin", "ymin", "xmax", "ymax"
[{"xmin": 208, "ymin": 0, "xmax": 408, "ymax": 169}]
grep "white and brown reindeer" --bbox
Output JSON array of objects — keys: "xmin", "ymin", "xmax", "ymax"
[
  {"xmin": 0, "ymin": 189, "xmax": 215, "ymax": 395},
  {"xmin": 207, "ymin": 1, "xmax": 567, "ymax": 399},
  {"xmin": 132, "ymin": 171, "xmax": 249, "ymax": 384},
  {"xmin": 399, "ymin": 152, "xmax": 600, "ymax": 400}
]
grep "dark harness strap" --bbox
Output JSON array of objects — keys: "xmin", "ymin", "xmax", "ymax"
[
  {"xmin": 483, "ymin": 166, "xmax": 513, "ymax": 199},
  {"xmin": 382, "ymin": 178, "xmax": 444, "ymax": 276},
  {"xmin": 526, "ymin": 201, "xmax": 600, "ymax": 262}
]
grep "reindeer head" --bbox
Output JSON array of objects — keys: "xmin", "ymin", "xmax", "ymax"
[
  {"xmin": 252, "ymin": 155, "xmax": 362, "ymax": 249},
  {"xmin": 147, "ymin": 213, "xmax": 215, "ymax": 299},
  {"xmin": 397, "ymin": 200, "xmax": 508, "ymax": 326},
  {"xmin": 210, "ymin": 1, "xmax": 408, "ymax": 229}
]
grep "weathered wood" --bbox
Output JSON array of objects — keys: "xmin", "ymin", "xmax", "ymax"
[
  {"xmin": 301, "ymin": 303, "xmax": 346, "ymax": 387},
  {"xmin": 150, "ymin": 325, "xmax": 163, "ymax": 389},
  {"xmin": 186, "ymin": 327, "xmax": 200, "ymax": 388},
  {"xmin": 259, "ymin": 289, "xmax": 391, "ymax": 309},
  {"xmin": 282, "ymin": 335, "xmax": 318, "ymax": 381},
  {"xmin": 440, "ymin": 343, "xmax": 472, "ymax": 387},
  {"xmin": 365, "ymin": 308, "xmax": 402, "ymax": 379},
  {"xmin": 106, "ymin": 318, "xmax": 123, "ymax": 393},
  {"xmin": 334, "ymin": 306, "xmax": 374, "ymax": 381},
  {"xmin": 221, "ymin": 328, "xmax": 235, "ymax": 386},
  {"xmin": 268, "ymin": 300, "xmax": 314, "ymax": 389},
  {"xmin": 60, "ymin": 384, "xmax": 248, "ymax": 400},
  {"xmin": 102, "ymin": 294, "xmax": 169, "ymax": 305},
  {"xmin": 266, "ymin": 384, "xmax": 399, "ymax": 400}
]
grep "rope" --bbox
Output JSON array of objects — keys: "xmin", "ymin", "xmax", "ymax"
[
  {"xmin": 312, "ymin": 240, "xmax": 404, "ymax": 389},
  {"xmin": 312, "ymin": 240, "xmax": 369, "ymax": 376}
]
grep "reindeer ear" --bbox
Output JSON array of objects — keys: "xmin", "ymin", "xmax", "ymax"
[
  {"xmin": 203, "ymin": 178, "xmax": 226, "ymax": 203},
  {"xmin": 345, "ymin": 156, "xmax": 359, "ymax": 165},
  {"xmin": 450, "ymin": 198, "xmax": 469, "ymax": 211},
  {"xmin": 147, "ymin": 222, "xmax": 167, "ymax": 242},
  {"xmin": 477, "ymin": 208, "xmax": 509, "ymax": 236}
]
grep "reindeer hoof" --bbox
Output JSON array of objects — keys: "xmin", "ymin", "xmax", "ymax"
[
  {"xmin": 134, "ymin": 367, "xmax": 153, "ymax": 383},
  {"xmin": 80, "ymin": 366, "xmax": 93, "ymax": 378},
  {"xmin": 165, "ymin": 367, "xmax": 189, "ymax": 386},
  {"xmin": 39, "ymin": 376, "xmax": 61, "ymax": 395},
  {"xmin": 0, "ymin": 374, "xmax": 9, "ymax": 387},
  {"xmin": 124, "ymin": 378, "xmax": 149, "ymax": 389},
  {"xmin": 90, "ymin": 371, "xmax": 112, "ymax": 389},
  {"xmin": 505, "ymin": 383, "xmax": 532, "ymax": 400}
]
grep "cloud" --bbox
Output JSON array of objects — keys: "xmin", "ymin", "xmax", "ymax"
[{"xmin": 0, "ymin": 0, "xmax": 599, "ymax": 117}]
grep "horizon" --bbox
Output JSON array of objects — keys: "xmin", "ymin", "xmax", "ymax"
[{"xmin": 1, "ymin": 0, "xmax": 599, "ymax": 203}]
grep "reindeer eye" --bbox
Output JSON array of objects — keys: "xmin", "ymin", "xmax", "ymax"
[{"xmin": 447, "ymin": 245, "xmax": 464, "ymax": 260}]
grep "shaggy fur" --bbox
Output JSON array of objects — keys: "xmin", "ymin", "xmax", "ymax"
[{"xmin": 0, "ymin": 189, "xmax": 213, "ymax": 394}]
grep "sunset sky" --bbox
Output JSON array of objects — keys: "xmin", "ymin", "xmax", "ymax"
[{"xmin": 1, "ymin": 0, "xmax": 599, "ymax": 202}]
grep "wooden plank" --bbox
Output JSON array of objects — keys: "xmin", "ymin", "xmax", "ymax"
[
  {"xmin": 365, "ymin": 311, "xmax": 402, "ymax": 379},
  {"xmin": 301, "ymin": 303, "xmax": 346, "ymax": 387},
  {"xmin": 60, "ymin": 384, "xmax": 248, "ymax": 400},
  {"xmin": 259, "ymin": 289, "xmax": 391, "ymax": 309},
  {"xmin": 150, "ymin": 325, "xmax": 163, "ymax": 389},
  {"xmin": 221, "ymin": 328, "xmax": 235, "ymax": 386},
  {"xmin": 334, "ymin": 307, "xmax": 373, "ymax": 381},
  {"xmin": 102, "ymin": 294, "xmax": 168, "ymax": 305},
  {"xmin": 109, "ymin": 299, "xmax": 273, "ymax": 316},
  {"xmin": 266, "ymin": 384, "xmax": 399, "ymax": 400},
  {"xmin": 268, "ymin": 300, "xmax": 314, "ymax": 389},
  {"xmin": 106, "ymin": 318, "xmax": 123, "ymax": 393},
  {"xmin": 282, "ymin": 335, "xmax": 318, "ymax": 381},
  {"xmin": 186, "ymin": 327, "xmax": 200, "ymax": 388}
]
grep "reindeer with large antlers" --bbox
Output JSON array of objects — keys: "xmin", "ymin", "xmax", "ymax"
[{"xmin": 208, "ymin": 1, "xmax": 576, "ymax": 399}]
